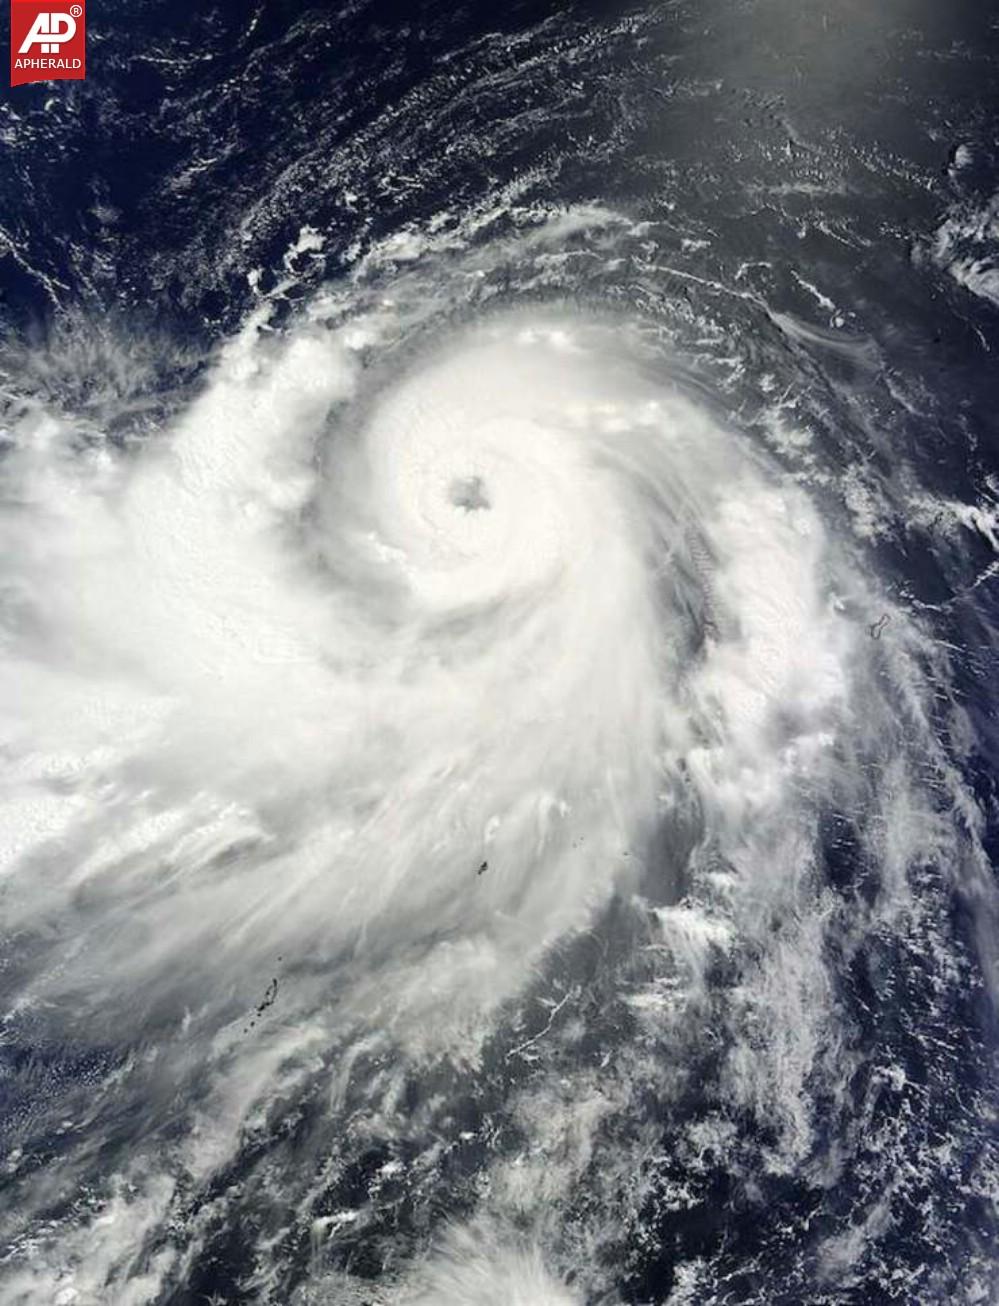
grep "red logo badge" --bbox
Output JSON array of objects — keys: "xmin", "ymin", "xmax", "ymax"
[{"xmin": 10, "ymin": 0, "xmax": 85, "ymax": 87}]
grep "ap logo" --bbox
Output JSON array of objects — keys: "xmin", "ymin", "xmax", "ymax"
[
  {"xmin": 10, "ymin": 0, "xmax": 85, "ymax": 86},
  {"xmin": 19, "ymin": 11, "xmax": 78, "ymax": 54}
]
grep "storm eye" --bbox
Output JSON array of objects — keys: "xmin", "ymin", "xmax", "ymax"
[{"xmin": 448, "ymin": 475, "xmax": 491, "ymax": 512}]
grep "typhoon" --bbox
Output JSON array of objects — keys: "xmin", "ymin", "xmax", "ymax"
[{"xmin": 1, "ymin": 2, "xmax": 998, "ymax": 1304}]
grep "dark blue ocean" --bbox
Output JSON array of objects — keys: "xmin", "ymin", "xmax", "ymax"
[{"xmin": 1, "ymin": 3, "xmax": 997, "ymax": 1303}]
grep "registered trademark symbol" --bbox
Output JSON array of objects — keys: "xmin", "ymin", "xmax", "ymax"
[{"xmin": 70, "ymin": 5, "xmax": 82, "ymax": 16}]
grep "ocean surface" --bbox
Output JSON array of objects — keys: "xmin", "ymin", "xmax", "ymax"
[{"xmin": 1, "ymin": 2, "xmax": 998, "ymax": 1302}]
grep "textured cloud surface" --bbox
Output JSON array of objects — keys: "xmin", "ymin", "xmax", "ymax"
[{"xmin": 0, "ymin": 217, "xmax": 992, "ymax": 1302}]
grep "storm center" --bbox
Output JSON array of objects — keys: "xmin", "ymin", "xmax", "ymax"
[{"xmin": 448, "ymin": 474, "xmax": 491, "ymax": 512}]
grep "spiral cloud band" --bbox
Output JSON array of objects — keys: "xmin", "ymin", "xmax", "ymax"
[{"xmin": 0, "ymin": 212, "xmax": 988, "ymax": 1303}]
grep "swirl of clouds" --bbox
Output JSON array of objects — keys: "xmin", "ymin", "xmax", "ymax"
[{"xmin": 0, "ymin": 212, "xmax": 993, "ymax": 1303}]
